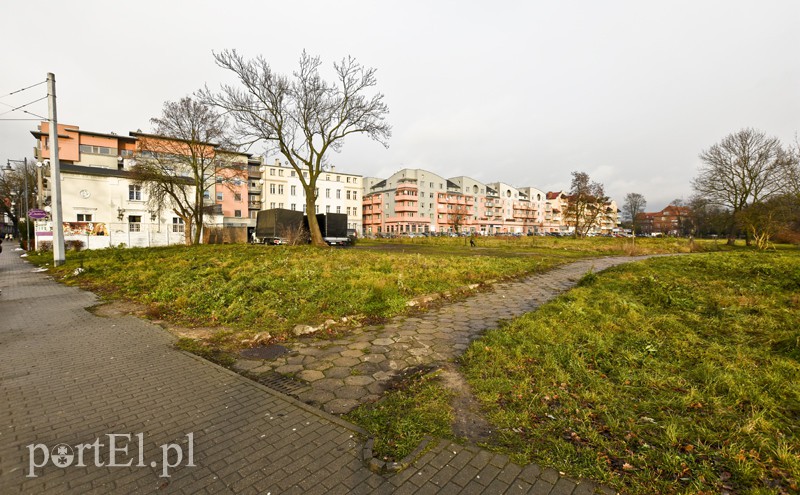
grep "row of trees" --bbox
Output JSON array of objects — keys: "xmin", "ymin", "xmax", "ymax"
[
  {"xmin": 618, "ymin": 129, "xmax": 800, "ymax": 248},
  {"xmin": 0, "ymin": 160, "xmax": 38, "ymax": 241},
  {"xmin": 692, "ymin": 128, "xmax": 799, "ymax": 247},
  {"xmin": 131, "ymin": 50, "xmax": 391, "ymax": 246}
]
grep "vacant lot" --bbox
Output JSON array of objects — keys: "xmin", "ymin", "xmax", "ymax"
[
  {"xmin": 28, "ymin": 237, "xmax": 700, "ymax": 347},
  {"xmin": 461, "ymin": 250, "xmax": 800, "ymax": 494}
]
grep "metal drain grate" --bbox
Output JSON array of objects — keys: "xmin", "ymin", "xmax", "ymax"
[{"xmin": 255, "ymin": 371, "xmax": 309, "ymax": 395}]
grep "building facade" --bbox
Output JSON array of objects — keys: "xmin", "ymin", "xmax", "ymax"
[
  {"xmin": 32, "ymin": 122, "xmax": 251, "ymax": 248},
  {"xmin": 361, "ymin": 169, "xmax": 620, "ymax": 236},
  {"xmin": 258, "ymin": 159, "xmax": 363, "ymax": 234}
]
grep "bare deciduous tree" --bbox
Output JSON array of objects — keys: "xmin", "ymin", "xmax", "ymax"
[
  {"xmin": 692, "ymin": 128, "xmax": 793, "ymax": 245},
  {"xmin": 567, "ymin": 171, "xmax": 608, "ymax": 238},
  {"xmin": 621, "ymin": 192, "xmax": 647, "ymax": 234},
  {"xmin": 131, "ymin": 97, "xmax": 242, "ymax": 245},
  {"xmin": 0, "ymin": 159, "xmax": 36, "ymax": 240},
  {"xmin": 203, "ymin": 50, "xmax": 391, "ymax": 246}
]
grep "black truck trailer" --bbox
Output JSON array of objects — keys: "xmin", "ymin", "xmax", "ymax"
[{"xmin": 255, "ymin": 208, "xmax": 305, "ymax": 244}]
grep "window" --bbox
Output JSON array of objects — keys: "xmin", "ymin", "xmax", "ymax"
[
  {"xmin": 291, "ymin": 185, "xmax": 296, "ymax": 195},
  {"xmin": 347, "ymin": 177, "xmax": 351, "ymax": 183},
  {"xmin": 278, "ymin": 203, "xmax": 283, "ymax": 208},
  {"xmin": 216, "ymin": 176, "xmax": 223, "ymax": 183},
  {"xmin": 315, "ymin": 205, "xmax": 319, "ymax": 213},
  {"xmin": 270, "ymin": 202, "xmax": 276, "ymax": 209},
  {"xmin": 291, "ymin": 203, "xmax": 296, "ymax": 211},
  {"xmin": 352, "ymin": 191, "xmax": 357, "ymax": 200},
  {"xmin": 336, "ymin": 189, "xmax": 341, "ymax": 199},
  {"xmin": 270, "ymin": 183, "xmax": 276, "ymax": 194},
  {"xmin": 346, "ymin": 190, "xmax": 351, "ymax": 200},
  {"xmin": 203, "ymin": 190, "xmax": 211, "ymax": 200},
  {"xmin": 234, "ymin": 210, "xmax": 242, "ymax": 218},
  {"xmin": 278, "ymin": 185, "xmax": 284, "ymax": 194},
  {"xmin": 129, "ymin": 185, "xmax": 142, "ymax": 201},
  {"xmin": 270, "ymin": 169, "xmax": 275, "ymax": 176},
  {"xmin": 326, "ymin": 188, "xmax": 330, "ymax": 198},
  {"xmin": 79, "ymin": 144, "xmax": 113, "ymax": 155},
  {"xmin": 336, "ymin": 175, "xmax": 341, "ymax": 182},
  {"xmin": 326, "ymin": 205, "xmax": 331, "ymax": 213},
  {"xmin": 336, "ymin": 206, "xmax": 341, "ymax": 213},
  {"xmin": 279, "ymin": 169, "xmax": 284, "ymax": 176},
  {"xmin": 216, "ymin": 192, "xmax": 223, "ymax": 202},
  {"xmin": 290, "ymin": 170, "xmax": 296, "ymax": 177},
  {"xmin": 129, "ymin": 215, "xmax": 142, "ymax": 232},
  {"xmin": 303, "ymin": 204, "xmax": 307, "ymax": 213},
  {"xmin": 172, "ymin": 217, "xmax": 185, "ymax": 233},
  {"xmin": 234, "ymin": 193, "xmax": 242, "ymax": 202},
  {"xmin": 77, "ymin": 214, "xmax": 93, "ymax": 222}
]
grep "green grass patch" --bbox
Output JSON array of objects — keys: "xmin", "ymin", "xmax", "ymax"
[
  {"xmin": 23, "ymin": 241, "xmax": 612, "ymax": 343},
  {"xmin": 346, "ymin": 368, "xmax": 455, "ymax": 461},
  {"xmin": 461, "ymin": 251, "xmax": 800, "ymax": 494}
]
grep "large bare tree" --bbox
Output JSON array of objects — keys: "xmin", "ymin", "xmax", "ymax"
[
  {"xmin": 692, "ymin": 128, "xmax": 793, "ymax": 245},
  {"xmin": 621, "ymin": 192, "xmax": 647, "ymax": 234},
  {"xmin": 131, "ymin": 97, "xmax": 242, "ymax": 245},
  {"xmin": 566, "ymin": 171, "xmax": 608, "ymax": 238},
  {"xmin": 203, "ymin": 50, "xmax": 391, "ymax": 246}
]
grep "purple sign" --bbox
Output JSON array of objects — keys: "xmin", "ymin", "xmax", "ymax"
[{"xmin": 28, "ymin": 209, "xmax": 48, "ymax": 219}]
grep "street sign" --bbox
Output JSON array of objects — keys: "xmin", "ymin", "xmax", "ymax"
[{"xmin": 28, "ymin": 209, "xmax": 48, "ymax": 219}]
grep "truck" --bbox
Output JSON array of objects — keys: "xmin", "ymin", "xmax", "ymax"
[
  {"xmin": 313, "ymin": 213, "xmax": 350, "ymax": 246},
  {"xmin": 255, "ymin": 208, "xmax": 305, "ymax": 245}
]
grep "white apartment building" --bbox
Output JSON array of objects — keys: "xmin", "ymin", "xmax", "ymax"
[{"xmin": 259, "ymin": 159, "xmax": 363, "ymax": 233}]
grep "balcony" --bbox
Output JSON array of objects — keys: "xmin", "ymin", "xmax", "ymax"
[
  {"xmin": 248, "ymin": 185, "xmax": 262, "ymax": 193},
  {"xmin": 248, "ymin": 201, "xmax": 262, "ymax": 209},
  {"xmin": 395, "ymin": 203, "xmax": 418, "ymax": 213}
]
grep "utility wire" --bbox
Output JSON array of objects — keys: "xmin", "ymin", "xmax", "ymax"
[
  {"xmin": 0, "ymin": 80, "xmax": 46, "ymax": 100},
  {"xmin": 0, "ymin": 96, "xmax": 47, "ymax": 118}
]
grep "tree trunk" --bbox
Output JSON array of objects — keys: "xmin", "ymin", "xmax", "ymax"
[{"xmin": 305, "ymin": 196, "xmax": 326, "ymax": 246}]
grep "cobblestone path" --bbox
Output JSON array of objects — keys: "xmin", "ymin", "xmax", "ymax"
[{"xmin": 233, "ymin": 255, "xmax": 655, "ymax": 415}]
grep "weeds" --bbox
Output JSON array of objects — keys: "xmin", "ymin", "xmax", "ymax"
[
  {"xmin": 346, "ymin": 368, "xmax": 454, "ymax": 461},
  {"xmin": 461, "ymin": 251, "xmax": 800, "ymax": 494}
]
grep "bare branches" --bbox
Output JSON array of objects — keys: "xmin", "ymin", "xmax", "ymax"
[
  {"xmin": 622, "ymin": 193, "xmax": 647, "ymax": 233},
  {"xmin": 692, "ymin": 128, "xmax": 795, "ymax": 244},
  {"xmin": 203, "ymin": 50, "xmax": 391, "ymax": 246},
  {"xmin": 567, "ymin": 171, "xmax": 609, "ymax": 238},
  {"xmin": 131, "ymin": 97, "xmax": 241, "ymax": 245}
]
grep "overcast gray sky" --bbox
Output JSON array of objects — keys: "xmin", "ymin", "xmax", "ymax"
[{"xmin": 2, "ymin": 0, "xmax": 798, "ymax": 210}]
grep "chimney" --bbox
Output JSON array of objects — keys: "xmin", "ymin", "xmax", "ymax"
[{"xmin": 275, "ymin": 159, "xmax": 281, "ymax": 166}]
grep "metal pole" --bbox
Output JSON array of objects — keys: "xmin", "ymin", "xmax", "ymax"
[
  {"xmin": 22, "ymin": 157, "xmax": 29, "ymax": 249},
  {"xmin": 48, "ymin": 73, "xmax": 66, "ymax": 266}
]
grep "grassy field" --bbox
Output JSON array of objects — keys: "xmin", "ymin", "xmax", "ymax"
[
  {"xmin": 25, "ymin": 237, "xmax": 703, "ymax": 347},
  {"xmin": 460, "ymin": 250, "xmax": 800, "ymax": 494}
]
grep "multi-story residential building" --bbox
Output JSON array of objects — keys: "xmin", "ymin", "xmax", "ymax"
[
  {"xmin": 31, "ymin": 122, "xmax": 251, "ymax": 248},
  {"xmin": 258, "ymin": 159, "xmax": 363, "ymax": 234},
  {"xmin": 362, "ymin": 169, "xmax": 620, "ymax": 236},
  {"xmin": 362, "ymin": 169, "xmax": 462, "ymax": 235},
  {"xmin": 363, "ymin": 169, "xmax": 555, "ymax": 236},
  {"xmin": 637, "ymin": 205, "xmax": 691, "ymax": 235}
]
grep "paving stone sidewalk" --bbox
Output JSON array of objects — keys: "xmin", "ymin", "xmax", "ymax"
[
  {"xmin": 1, "ymin": 246, "xmax": 618, "ymax": 494},
  {"xmin": 233, "ymin": 255, "xmax": 653, "ymax": 415}
]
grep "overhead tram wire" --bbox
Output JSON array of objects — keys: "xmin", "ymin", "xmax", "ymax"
[
  {"xmin": 0, "ymin": 80, "xmax": 47, "ymax": 100},
  {"xmin": 0, "ymin": 96, "xmax": 48, "ymax": 120},
  {"xmin": 0, "ymin": 80, "xmax": 49, "ymax": 120}
]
